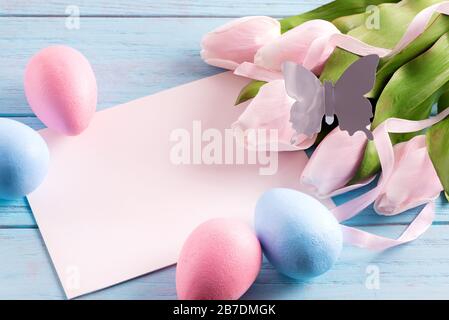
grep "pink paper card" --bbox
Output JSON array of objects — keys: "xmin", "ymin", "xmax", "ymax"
[{"xmin": 27, "ymin": 72, "xmax": 309, "ymax": 299}]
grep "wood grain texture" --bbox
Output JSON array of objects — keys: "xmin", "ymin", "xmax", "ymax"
[
  {"xmin": 0, "ymin": 0, "xmax": 329, "ymax": 17},
  {"xmin": 0, "ymin": 17, "xmax": 228, "ymax": 115},
  {"xmin": 1, "ymin": 0, "xmax": 449, "ymax": 300},
  {"xmin": 1, "ymin": 224, "xmax": 449, "ymax": 299}
]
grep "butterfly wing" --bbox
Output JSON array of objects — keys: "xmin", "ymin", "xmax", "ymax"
[
  {"xmin": 333, "ymin": 55, "xmax": 379, "ymax": 138},
  {"xmin": 282, "ymin": 62, "xmax": 325, "ymax": 137}
]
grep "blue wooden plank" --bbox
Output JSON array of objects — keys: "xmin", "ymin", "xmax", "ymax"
[
  {"xmin": 0, "ymin": 17, "xmax": 233, "ymax": 115},
  {"xmin": 0, "ymin": 199, "xmax": 36, "ymax": 228},
  {"xmin": 0, "ymin": 0, "xmax": 329, "ymax": 17},
  {"xmin": 1, "ymin": 189, "xmax": 448, "ymax": 229},
  {"xmin": 3, "ymin": 194, "xmax": 448, "ymax": 228},
  {"xmin": 1, "ymin": 224, "xmax": 449, "ymax": 299}
]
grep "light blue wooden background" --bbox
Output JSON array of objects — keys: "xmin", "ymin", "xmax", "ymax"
[{"xmin": 1, "ymin": 0, "xmax": 449, "ymax": 299}]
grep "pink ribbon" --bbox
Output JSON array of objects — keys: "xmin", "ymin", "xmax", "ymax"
[
  {"xmin": 341, "ymin": 202, "xmax": 435, "ymax": 251},
  {"xmin": 335, "ymin": 106, "xmax": 449, "ymax": 251}
]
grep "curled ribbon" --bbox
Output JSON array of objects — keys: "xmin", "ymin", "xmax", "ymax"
[{"xmin": 335, "ymin": 106, "xmax": 449, "ymax": 250}]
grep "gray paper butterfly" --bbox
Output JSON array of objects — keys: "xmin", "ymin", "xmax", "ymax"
[{"xmin": 283, "ymin": 54, "xmax": 380, "ymax": 140}]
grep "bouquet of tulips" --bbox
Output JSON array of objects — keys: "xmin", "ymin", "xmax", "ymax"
[{"xmin": 200, "ymin": 0, "xmax": 449, "ymax": 216}]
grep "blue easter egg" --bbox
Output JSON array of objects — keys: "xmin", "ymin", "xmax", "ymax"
[
  {"xmin": 0, "ymin": 118, "xmax": 49, "ymax": 199},
  {"xmin": 255, "ymin": 188, "xmax": 342, "ymax": 280}
]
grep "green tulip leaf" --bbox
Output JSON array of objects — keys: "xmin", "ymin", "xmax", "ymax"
[
  {"xmin": 371, "ymin": 14, "xmax": 449, "ymax": 98},
  {"xmin": 427, "ymin": 117, "xmax": 449, "ymax": 198},
  {"xmin": 352, "ymin": 32, "xmax": 449, "ymax": 183},
  {"xmin": 332, "ymin": 11, "xmax": 373, "ymax": 34},
  {"xmin": 235, "ymin": 81, "xmax": 266, "ymax": 105},
  {"xmin": 320, "ymin": 0, "xmax": 446, "ymax": 84},
  {"xmin": 426, "ymin": 88, "xmax": 449, "ymax": 198},
  {"xmin": 280, "ymin": 0, "xmax": 400, "ymax": 33}
]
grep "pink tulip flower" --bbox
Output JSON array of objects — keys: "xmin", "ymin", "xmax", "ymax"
[
  {"xmin": 300, "ymin": 127, "xmax": 371, "ymax": 198},
  {"xmin": 374, "ymin": 135, "xmax": 443, "ymax": 216},
  {"xmin": 232, "ymin": 80, "xmax": 315, "ymax": 151},
  {"xmin": 254, "ymin": 20, "xmax": 340, "ymax": 73},
  {"xmin": 201, "ymin": 16, "xmax": 281, "ymax": 70}
]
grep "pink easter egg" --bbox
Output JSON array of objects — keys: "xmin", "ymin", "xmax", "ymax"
[
  {"xmin": 176, "ymin": 218, "xmax": 262, "ymax": 300},
  {"xmin": 24, "ymin": 45, "xmax": 97, "ymax": 136}
]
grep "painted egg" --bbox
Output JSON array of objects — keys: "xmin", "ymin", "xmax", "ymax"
[
  {"xmin": 255, "ymin": 188, "xmax": 342, "ymax": 280},
  {"xmin": 24, "ymin": 45, "xmax": 97, "ymax": 136},
  {"xmin": 0, "ymin": 119, "xmax": 50, "ymax": 200},
  {"xmin": 176, "ymin": 218, "xmax": 262, "ymax": 300}
]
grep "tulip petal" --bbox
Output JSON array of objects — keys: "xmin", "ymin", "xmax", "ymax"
[
  {"xmin": 234, "ymin": 62, "xmax": 283, "ymax": 82},
  {"xmin": 254, "ymin": 20, "xmax": 340, "ymax": 72},
  {"xmin": 374, "ymin": 135, "xmax": 443, "ymax": 216},
  {"xmin": 302, "ymin": 34, "xmax": 340, "ymax": 75},
  {"xmin": 201, "ymin": 16, "xmax": 281, "ymax": 70},
  {"xmin": 232, "ymin": 80, "xmax": 315, "ymax": 151},
  {"xmin": 300, "ymin": 127, "xmax": 369, "ymax": 199},
  {"xmin": 201, "ymin": 57, "xmax": 240, "ymax": 70}
]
